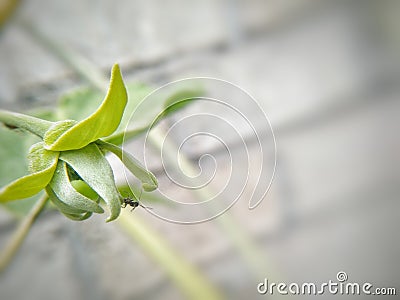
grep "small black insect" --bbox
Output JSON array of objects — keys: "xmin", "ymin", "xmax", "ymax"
[
  {"xmin": 122, "ymin": 191, "xmax": 152, "ymax": 211},
  {"xmin": 122, "ymin": 197, "xmax": 140, "ymax": 210}
]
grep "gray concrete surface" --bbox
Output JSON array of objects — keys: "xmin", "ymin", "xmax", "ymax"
[{"xmin": 0, "ymin": 1, "xmax": 399, "ymax": 299}]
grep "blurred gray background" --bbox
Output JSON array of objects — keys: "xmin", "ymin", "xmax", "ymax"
[{"xmin": 0, "ymin": 0, "xmax": 399, "ymax": 299}]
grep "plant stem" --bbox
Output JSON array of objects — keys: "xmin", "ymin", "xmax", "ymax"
[
  {"xmin": 0, "ymin": 193, "xmax": 48, "ymax": 273},
  {"xmin": 0, "ymin": 109, "xmax": 52, "ymax": 138},
  {"xmin": 96, "ymin": 140, "xmax": 157, "ymax": 191},
  {"xmin": 117, "ymin": 211, "xmax": 222, "ymax": 300}
]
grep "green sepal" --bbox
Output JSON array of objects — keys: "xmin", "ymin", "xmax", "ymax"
[
  {"xmin": 46, "ymin": 186, "xmax": 92, "ymax": 220},
  {"xmin": 97, "ymin": 140, "xmax": 158, "ymax": 192},
  {"xmin": 0, "ymin": 142, "xmax": 58, "ymax": 202},
  {"xmin": 159, "ymin": 89, "xmax": 200, "ymax": 120},
  {"xmin": 59, "ymin": 143, "xmax": 121, "ymax": 222},
  {"xmin": 48, "ymin": 161, "xmax": 104, "ymax": 213},
  {"xmin": 70, "ymin": 180, "xmax": 99, "ymax": 200},
  {"xmin": 44, "ymin": 64, "xmax": 128, "ymax": 151}
]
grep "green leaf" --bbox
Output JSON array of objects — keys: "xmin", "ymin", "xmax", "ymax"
[
  {"xmin": 56, "ymin": 83, "xmax": 151, "ymax": 130},
  {"xmin": 65, "ymin": 82, "xmax": 152, "ymax": 145},
  {"xmin": 0, "ymin": 142, "xmax": 58, "ymax": 202},
  {"xmin": 46, "ymin": 186, "xmax": 92, "ymax": 220},
  {"xmin": 160, "ymin": 89, "xmax": 201, "ymax": 119},
  {"xmin": 48, "ymin": 161, "xmax": 104, "ymax": 213},
  {"xmin": 97, "ymin": 140, "xmax": 158, "ymax": 192},
  {"xmin": 27, "ymin": 142, "xmax": 57, "ymax": 173},
  {"xmin": 44, "ymin": 64, "xmax": 128, "ymax": 151},
  {"xmin": 62, "ymin": 211, "xmax": 93, "ymax": 221},
  {"xmin": 59, "ymin": 143, "xmax": 121, "ymax": 222},
  {"xmin": 70, "ymin": 180, "xmax": 99, "ymax": 200},
  {"xmin": 42, "ymin": 120, "xmax": 77, "ymax": 148}
]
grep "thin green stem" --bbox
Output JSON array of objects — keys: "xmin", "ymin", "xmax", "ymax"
[
  {"xmin": 0, "ymin": 193, "xmax": 49, "ymax": 273},
  {"xmin": 0, "ymin": 109, "xmax": 52, "ymax": 138},
  {"xmin": 96, "ymin": 140, "xmax": 157, "ymax": 191},
  {"xmin": 117, "ymin": 211, "xmax": 222, "ymax": 300}
]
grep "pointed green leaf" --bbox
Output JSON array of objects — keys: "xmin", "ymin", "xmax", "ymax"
[
  {"xmin": 59, "ymin": 143, "xmax": 121, "ymax": 222},
  {"xmin": 97, "ymin": 140, "xmax": 158, "ymax": 192},
  {"xmin": 46, "ymin": 186, "xmax": 85, "ymax": 214},
  {"xmin": 62, "ymin": 211, "xmax": 93, "ymax": 221},
  {"xmin": 70, "ymin": 180, "xmax": 99, "ymax": 200},
  {"xmin": 55, "ymin": 82, "xmax": 151, "ymax": 132},
  {"xmin": 46, "ymin": 186, "xmax": 92, "ymax": 220},
  {"xmin": 49, "ymin": 161, "xmax": 104, "ymax": 213},
  {"xmin": 44, "ymin": 64, "xmax": 128, "ymax": 151},
  {"xmin": 27, "ymin": 142, "xmax": 57, "ymax": 173},
  {"xmin": 160, "ymin": 89, "xmax": 201, "ymax": 119},
  {"xmin": 0, "ymin": 143, "xmax": 58, "ymax": 202}
]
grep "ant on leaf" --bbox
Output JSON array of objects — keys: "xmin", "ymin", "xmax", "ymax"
[{"xmin": 121, "ymin": 190, "xmax": 152, "ymax": 211}]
